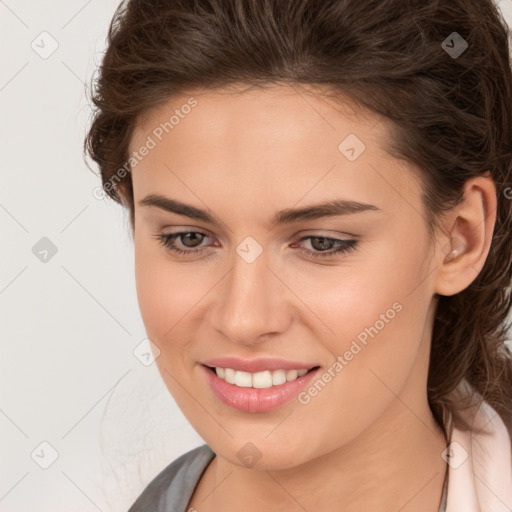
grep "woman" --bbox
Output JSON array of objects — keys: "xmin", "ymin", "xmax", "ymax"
[{"xmin": 85, "ymin": 0, "xmax": 512, "ymax": 510}]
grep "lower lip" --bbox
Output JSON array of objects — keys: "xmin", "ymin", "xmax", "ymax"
[{"xmin": 201, "ymin": 364, "xmax": 320, "ymax": 413}]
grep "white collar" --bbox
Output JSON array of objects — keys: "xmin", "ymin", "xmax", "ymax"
[{"xmin": 444, "ymin": 398, "xmax": 512, "ymax": 511}]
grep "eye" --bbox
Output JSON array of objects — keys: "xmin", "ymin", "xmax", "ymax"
[
  {"xmin": 291, "ymin": 235, "xmax": 358, "ymax": 259},
  {"xmin": 153, "ymin": 231, "xmax": 358, "ymax": 260},
  {"xmin": 154, "ymin": 231, "xmax": 212, "ymax": 256}
]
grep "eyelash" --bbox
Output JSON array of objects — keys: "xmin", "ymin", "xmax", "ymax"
[{"xmin": 153, "ymin": 231, "xmax": 358, "ymax": 260}]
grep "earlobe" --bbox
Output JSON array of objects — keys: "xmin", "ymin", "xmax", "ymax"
[{"xmin": 434, "ymin": 175, "xmax": 497, "ymax": 297}]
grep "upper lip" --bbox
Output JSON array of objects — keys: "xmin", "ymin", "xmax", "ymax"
[{"xmin": 201, "ymin": 357, "xmax": 319, "ymax": 373}]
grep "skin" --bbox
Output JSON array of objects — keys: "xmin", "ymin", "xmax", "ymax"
[{"xmin": 125, "ymin": 84, "xmax": 496, "ymax": 512}]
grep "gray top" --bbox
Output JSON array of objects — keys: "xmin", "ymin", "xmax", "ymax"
[
  {"xmin": 127, "ymin": 443, "xmax": 448, "ymax": 512},
  {"xmin": 127, "ymin": 444, "xmax": 215, "ymax": 512}
]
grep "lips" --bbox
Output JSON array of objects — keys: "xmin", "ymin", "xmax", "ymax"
[
  {"xmin": 201, "ymin": 356, "xmax": 318, "ymax": 373},
  {"xmin": 201, "ymin": 363, "xmax": 321, "ymax": 413}
]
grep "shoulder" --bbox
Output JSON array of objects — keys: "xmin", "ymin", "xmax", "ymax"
[
  {"xmin": 445, "ymin": 396, "xmax": 512, "ymax": 512},
  {"xmin": 127, "ymin": 443, "xmax": 216, "ymax": 512}
]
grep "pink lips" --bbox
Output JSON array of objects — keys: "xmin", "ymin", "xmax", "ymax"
[{"xmin": 200, "ymin": 362, "xmax": 320, "ymax": 413}]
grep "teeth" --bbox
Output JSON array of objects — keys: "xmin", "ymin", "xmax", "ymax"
[
  {"xmin": 224, "ymin": 368, "xmax": 236, "ymax": 384},
  {"xmin": 214, "ymin": 367, "xmax": 310, "ymax": 388},
  {"xmin": 235, "ymin": 371, "xmax": 252, "ymax": 387},
  {"xmin": 272, "ymin": 369, "xmax": 287, "ymax": 386},
  {"xmin": 287, "ymin": 369, "xmax": 298, "ymax": 381}
]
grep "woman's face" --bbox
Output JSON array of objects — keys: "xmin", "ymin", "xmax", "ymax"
[{"xmin": 129, "ymin": 84, "xmax": 443, "ymax": 468}]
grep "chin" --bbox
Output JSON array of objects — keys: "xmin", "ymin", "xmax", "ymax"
[{"xmin": 212, "ymin": 437, "xmax": 314, "ymax": 471}]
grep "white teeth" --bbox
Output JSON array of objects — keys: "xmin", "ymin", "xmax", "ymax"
[
  {"xmin": 253, "ymin": 370, "xmax": 272, "ymax": 388},
  {"xmin": 214, "ymin": 366, "xmax": 312, "ymax": 388},
  {"xmin": 286, "ymin": 369, "xmax": 298, "ymax": 381},
  {"xmin": 224, "ymin": 368, "xmax": 236, "ymax": 384},
  {"xmin": 272, "ymin": 369, "xmax": 287, "ymax": 386},
  {"xmin": 235, "ymin": 371, "xmax": 252, "ymax": 387}
]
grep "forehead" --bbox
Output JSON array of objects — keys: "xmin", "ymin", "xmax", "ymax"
[
  {"xmin": 133, "ymin": 83, "xmax": 384, "ymax": 152},
  {"xmin": 129, "ymin": 84, "xmax": 421, "ymax": 220}
]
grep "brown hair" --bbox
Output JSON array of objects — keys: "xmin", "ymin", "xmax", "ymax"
[{"xmin": 85, "ymin": 0, "xmax": 512, "ymax": 439}]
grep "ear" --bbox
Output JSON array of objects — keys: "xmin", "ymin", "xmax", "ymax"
[{"xmin": 433, "ymin": 173, "xmax": 497, "ymax": 297}]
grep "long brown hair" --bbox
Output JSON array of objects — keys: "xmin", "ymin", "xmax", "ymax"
[{"xmin": 85, "ymin": 0, "xmax": 512, "ymax": 439}]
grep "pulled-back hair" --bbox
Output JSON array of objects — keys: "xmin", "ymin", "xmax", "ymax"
[{"xmin": 85, "ymin": 0, "xmax": 512, "ymax": 438}]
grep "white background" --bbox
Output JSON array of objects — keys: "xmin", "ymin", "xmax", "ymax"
[{"xmin": 1, "ymin": 1, "xmax": 512, "ymax": 510}]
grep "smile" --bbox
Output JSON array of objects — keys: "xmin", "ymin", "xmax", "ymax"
[
  {"xmin": 201, "ymin": 364, "xmax": 321, "ymax": 413},
  {"xmin": 209, "ymin": 366, "xmax": 310, "ymax": 388}
]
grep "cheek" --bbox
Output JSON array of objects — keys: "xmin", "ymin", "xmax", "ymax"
[
  {"xmin": 134, "ymin": 237, "xmax": 184, "ymax": 341},
  {"xmin": 134, "ymin": 238, "xmax": 216, "ymax": 348},
  {"xmin": 300, "ymin": 237, "xmax": 431, "ymax": 389},
  {"xmin": 297, "ymin": 235, "xmax": 428, "ymax": 340},
  {"xmin": 290, "ymin": 256, "xmax": 430, "ymax": 451}
]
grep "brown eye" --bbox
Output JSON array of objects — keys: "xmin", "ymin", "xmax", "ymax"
[
  {"xmin": 179, "ymin": 232, "xmax": 206, "ymax": 248},
  {"xmin": 155, "ymin": 230, "xmax": 211, "ymax": 256},
  {"xmin": 293, "ymin": 236, "xmax": 358, "ymax": 260},
  {"xmin": 309, "ymin": 237, "xmax": 335, "ymax": 251}
]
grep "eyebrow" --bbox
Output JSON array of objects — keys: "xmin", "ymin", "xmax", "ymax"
[{"xmin": 138, "ymin": 194, "xmax": 380, "ymax": 227}]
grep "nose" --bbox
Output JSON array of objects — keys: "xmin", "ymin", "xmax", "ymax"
[{"xmin": 209, "ymin": 248, "xmax": 291, "ymax": 346}]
